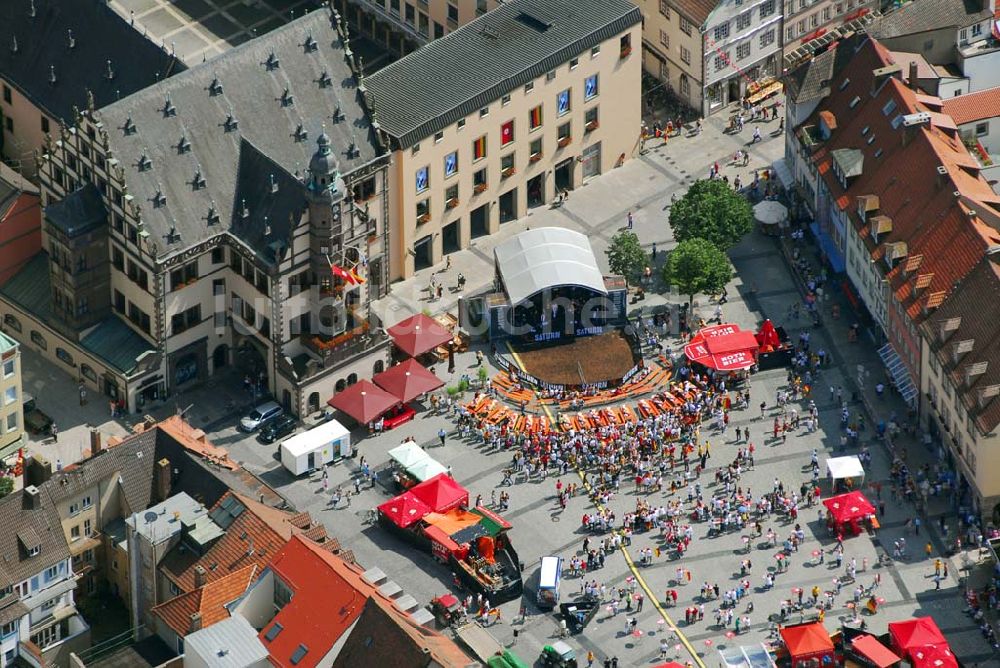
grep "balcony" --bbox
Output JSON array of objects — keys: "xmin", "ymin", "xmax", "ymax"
[{"xmin": 301, "ymin": 324, "xmax": 388, "ymax": 369}]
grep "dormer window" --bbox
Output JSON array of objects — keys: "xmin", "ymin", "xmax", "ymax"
[{"xmin": 28, "ymin": 546, "xmax": 39, "ymax": 557}]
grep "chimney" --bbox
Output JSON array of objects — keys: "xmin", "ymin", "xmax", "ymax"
[
  {"xmin": 908, "ymin": 61, "xmax": 918, "ymax": 91},
  {"xmin": 935, "ymin": 165, "xmax": 948, "ymax": 189},
  {"xmin": 189, "ymin": 612, "xmax": 202, "ymax": 634},
  {"xmin": 90, "ymin": 429, "xmax": 103, "ymax": 455},
  {"xmin": 23, "ymin": 455, "xmax": 52, "ymax": 487},
  {"xmin": 194, "ymin": 565, "xmax": 207, "ymax": 589},
  {"xmin": 156, "ymin": 458, "xmax": 171, "ymax": 502},
  {"xmin": 23, "ymin": 485, "xmax": 41, "ymax": 510}
]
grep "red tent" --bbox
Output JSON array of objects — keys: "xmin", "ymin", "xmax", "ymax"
[
  {"xmin": 410, "ymin": 473, "xmax": 469, "ymax": 513},
  {"xmin": 378, "ymin": 491, "xmax": 432, "ymax": 529},
  {"xmin": 822, "ymin": 491, "xmax": 876, "ymax": 524},
  {"xmin": 888, "ymin": 618, "xmax": 947, "ymax": 657},
  {"xmin": 326, "ymin": 379, "xmax": 399, "ymax": 423},
  {"xmin": 684, "ymin": 323, "xmax": 759, "ymax": 371},
  {"xmin": 909, "ymin": 644, "xmax": 957, "ymax": 668},
  {"xmin": 756, "ymin": 319, "xmax": 782, "ymax": 351},
  {"xmin": 851, "ymin": 635, "xmax": 901, "ymax": 668},
  {"xmin": 388, "ymin": 314, "xmax": 453, "ymax": 358},
  {"xmin": 652, "ymin": 663, "xmax": 685, "ymax": 668},
  {"xmin": 373, "ymin": 359, "xmax": 444, "ymax": 403},
  {"xmin": 779, "ymin": 622, "xmax": 834, "ymax": 667}
]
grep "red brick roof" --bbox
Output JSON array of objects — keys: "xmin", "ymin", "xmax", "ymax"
[
  {"xmin": 259, "ymin": 536, "xmax": 401, "ymax": 668},
  {"xmin": 151, "ymin": 565, "xmax": 255, "ymax": 637},
  {"xmin": 942, "ymin": 86, "xmax": 1000, "ymax": 125},
  {"xmin": 160, "ymin": 492, "xmax": 336, "ymax": 593}
]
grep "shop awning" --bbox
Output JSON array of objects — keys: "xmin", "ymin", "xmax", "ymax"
[
  {"xmin": 327, "ymin": 379, "xmax": 400, "ymax": 424},
  {"xmin": 826, "ymin": 455, "xmax": 864, "ymax": 481},
  {"xmin": 888, "ymin": 618, "xmax": 947, "ymax": 657},
  {"xmin": 373, "ymin": 358, "xmax": 444, "ymax": 403},
  {"xmin": 780, "ymin": 622, "xmax": 834, "ymax": 663},
  {"xmin": 822, "ymin": 491, "xmax": 876, "ymax": 524},
  {"xmin": 909, "ymin": 644, "xmax": 957, "ymax": 668},
  {"xmin": 387, "ymin": 313, "xmax": 454, "ymax": 358},
  {"xmin": 378, "ymin": 491, "xmax": 432, "ymax": 529},
  {"xmin": 851, "ymin": 635, "xmax": 901, "ymax": 668},
  {"xmin": 685, "ymin": 323, "xmax": 760, "ymax": 372},
  {"xmin": 406, "ymin": 457, "xmax": 448, "ymax": 482},
  {"xmin": 409, "ymin": 473, "xmax": 469, "ymax": 513},
  {"xmin": 772, "ymin": 158, "xmax": 794, "ymax": 190},
  {"xmin": 877, "ymin": 343, "xmax": 918, "ymax": 405}
]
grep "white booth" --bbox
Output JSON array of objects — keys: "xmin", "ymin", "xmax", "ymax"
[
  {"xmin": 280, "ymin": 419, "xmax": 351, "ymax": 475},
  {"xmin": 826, "ymin": 455, "xmax": 865, "ymax": 492}
]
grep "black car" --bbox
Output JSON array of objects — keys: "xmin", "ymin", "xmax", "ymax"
[{"xmin": 257, "ymin": 414, "xmax": 298, "ymax": 444}]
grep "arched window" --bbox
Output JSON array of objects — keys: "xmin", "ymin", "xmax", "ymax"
[
  {"xmin": 80, "ymin": 364, "xmax": 97, "ymax": 383},
  {"xmin": 3, "ymin": 314, "xmax": 21, "ymax": 332},
  {"xmin": 30, "ymin": 330, "xmax": 47, "ymax": 350},
  {"xmin": 335, "ymin": 379, "xmax": 346, "ymax": 393},
  {"xmin": 56, "ymin": 348, "xmax": 75, "ymax": 366},
  {"xmin": 373, "ymin": 360, "xmax": 385, "ymax": 374},
  {"xmin": 347, "ymin": 373, "xmax": 358, "ymax": 386}
]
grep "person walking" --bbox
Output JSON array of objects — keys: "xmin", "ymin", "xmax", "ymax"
[
  {"xmin": 752, "ymin": 127, "xmax": 761, "ymax": 143},
  {"xmin": 438, "ymin": 428, "xmax": 447, "ymax": 447},
  {"xmin": 627, "ymin": 211, "xmax": 634, "ymax": 229}
]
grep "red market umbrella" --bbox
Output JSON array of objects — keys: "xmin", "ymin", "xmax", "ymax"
[
  {"xmin": 909, "ymin": 644, "xmax": 957, "ymax": 668},
  {"xmin": 755, "ymin": 318, "xmax": 782, "ymax": 350},
  {"xmin": 822, "ymin": 491, "xmax": 876, "ymax": 525},
  {"xmin": 378, "ymin": 491, "xmax": 432, "ymax": 529},
  {"xmin": 780, "ymin": 621, "xmax": 834, "ymax": 664},
  {"xmin": 373, "ymin": 359, "xmax": 444, "ymax": 403},
  {"xmin": 327, "ymin": 379, "xmax": 399, "ymax": 423},
  {"xmin": 409, "ymin": 473, "xmax": 469, "ymax": 513},
  {"xmin": 888, "ymin": 618, "xmax": 947, "ymax": 657},
  {"xmin": 388, "ymin": 313, "xmax": 453, "ymax": 357}
]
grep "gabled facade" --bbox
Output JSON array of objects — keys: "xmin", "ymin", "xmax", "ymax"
[{"xmin": 0, "ymin": 7, "xmax": 393, "ymax": 419}]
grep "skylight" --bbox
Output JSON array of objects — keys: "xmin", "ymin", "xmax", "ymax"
[
  {"xmin": 264, "ymin": 623, "xmax": 283, "ymax": 642},
  {"xmin": 290, "ymin": 644, "xmax": 309, "ymax": 665},
  {"xmin": 882, "ymin": 99, "xmax": 897, "ymax": 116},
  {"xmin": 849, "ymin": 96, "xmax": 861, "ymax": 109},
  {"xmin": 891, "ymin": 114, "xmax": 904, "ymax": 129}
]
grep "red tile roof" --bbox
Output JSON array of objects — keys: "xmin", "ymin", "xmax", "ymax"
[
  {"xmin": 160, "ymin": 492, "xmax": 337, "ymax": 594},
  {"xmin": 942, "ymin": 86, "xmax": 1000, "ymax": 125},
  {"xmin": 151, "ymin": 565, "xmax": 256, "ymax": 637},
  {"xmin": 259, "ymin": 536, "xmax": 401, "ymax": 668},
  {"xmin": 670, "ymin": 0, "xmax": 717, "ymax": 24}
]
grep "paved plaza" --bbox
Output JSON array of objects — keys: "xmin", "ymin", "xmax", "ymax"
[{"xmin": 18, "ymin": 98, "xmax": 992, "ymax": 665}]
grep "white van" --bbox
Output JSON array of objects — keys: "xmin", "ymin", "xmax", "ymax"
[{"xmin": 536, "ymin": 556, "xmax": 563, "ymax": 609}]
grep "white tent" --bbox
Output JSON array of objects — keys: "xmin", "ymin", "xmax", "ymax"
[
  {"xmin": 827, "ymin": 455, "xmax": 865, "ymax": 482},
  {"xmin": 388, "ymin": 441, "xmax": 430, "ymax": 469},
  {"xmin": 493, "ymin": 227, "xmax": 607, "ymax": 305},
  {"xmin": 406, "ymin": 457, "xmax": 448, "ymax": 482}
]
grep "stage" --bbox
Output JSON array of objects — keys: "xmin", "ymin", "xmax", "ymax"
[{"xmin": 512, "ymin": 330, "xmax": 639, "ymax": 388}]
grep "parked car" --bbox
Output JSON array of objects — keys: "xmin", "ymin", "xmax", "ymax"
[
  {"xmin": 239, "ymin": 401, "xmax": 282, "ymax": 432},
  {"xmin": 22, "ymin": 394, "xmax": 53, "ymax": 435},
  {"xmin": 257, "ymin": 414, "xmax": 297, "ymax": 444}
]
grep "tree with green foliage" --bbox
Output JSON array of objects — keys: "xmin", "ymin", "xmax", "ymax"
[
  {"xmin": 662, "ymin": 238, "xmax": 733, "ymax": 306},
  {"xmin": 605, "ymin": 230, "xmax": 648, "ymax": 283},
  {"xmin": 0, "ymin": 477, "xmax": 12, "ymax": 499},
  {"xmin": 669, "ymin": 179, "xmax": 754, "ymax": 250}
]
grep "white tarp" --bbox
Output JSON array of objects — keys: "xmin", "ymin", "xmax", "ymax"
[
  {"xmin": 494, "ymin": 227, "xmax": 607, "ymax": 305},
  {"xmin": 718, "ymin": 644, "xmax": 777, "ymax": 668},
  {"xmin": 827, "ymin": 455, "xmax": 865, "ymax": 481},
  {"xmin": 406, "ymin": 457, "xmax": 448, "ymax": 482}
]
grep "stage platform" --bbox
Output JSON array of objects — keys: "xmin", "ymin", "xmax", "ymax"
[{"xmin": 512, "ymin": 330, "xmax": 638, "ymax": 387}]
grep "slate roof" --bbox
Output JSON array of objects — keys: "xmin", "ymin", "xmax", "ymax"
[
  {"xmin": 95, "ymin": 6, "xmax": 380, "ymax": 262},
  {"xmin": 784, "ymin": 35, "xmax": 867, "ymax": 105},
  {"xmin": 0, "ymin": 251, "xmax": 154, "ymax": 374},
  {"xmin": 152, "ymin": 564, "xmax": 255, "ymax": 637},
  {"xmin": 332, "ymin": 597, "xmax": 476, "ymax": 668},
  {"xmin": 942, "ymin": 86, "xmax": 1000, "ymax": 125},
  {"xmin": 0, "ymin": 0, "xmax": 184, "ymax": 124},
  {"xmin": 920, "ymin": 250, "xmax": 1000, "ymax": 434},
  {"xmin": 364, "ymin": 0, "xmax": 641, "ymax": 148},
  {"xmin": 0, "ymin": 484, "xmax": 71, "ymax": 587},
  {"xmin": 44, "ymin": 183, "xmax": 107, "ymax": 238},
  {"xmin": 868, "ymin": 0, "xmax": 993, "ymax": 39}
]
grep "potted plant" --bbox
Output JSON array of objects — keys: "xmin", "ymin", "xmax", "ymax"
[
  {"xmin": 501, "ymin": 166, "xmax": 516, "ymax": 178},
  {"xmin": 529, "ymin": 152, "xmax": 543, "ymax": 163},
  {"xmin": 585, "ymin": 120, "xmax": 599, "ymax": 132},
  {"xmin": 620, "ymin": 45, "xmax": 632, "ymax": 58},
  {"xmin": 417, "ymin": 213, "xmax": 431, "ymax": 224},
  {"xmin": 558, "ymin": 135, "xmax": 572, "ymax": 148},
  {"xmin": 446, "ymin": 197, "xmax": 460, "ymax": 209},
  {"xmin": 474, "ymin": 182, "xmax": 488, "ymax": 194}
]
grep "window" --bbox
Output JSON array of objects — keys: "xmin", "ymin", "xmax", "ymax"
[
  {"xmin": 972, "ymin": 23, "xmax": 982, "ymax": 37},
  {"xmin": 70, "ymin": 526, "xmax": 80, "ymax": 540},
  {"xmin": 416, "ymin": 199, "xmax": 430, "ymax": 222},
  {"xmin": 585, "ymin": 106, "xmax": 599, "ymax": 128},
  {"xmin": 715, "ymin": 53, "xmax": 729, "ymax": 71},
  {"xmin": 444, "ymin": 151, "xmax": 458, "ymax": 177},
  {"xmin": 736, "ymin": 12, "xmax": 751, "ymax": 31},
  {"xmin": 69, "ymin": 502, "xmax": 80, "ymax": 516},
  {"xmin": 736, "ymin": 42, "xmax": 751, "ymax": 60},
  {"xmin": 619, "ymin": 34, "xmax": 631, "ymax": 57},
  {"xmin": 810, "ymin": 13, "xmax": 818, "ymax": 27},
  {"xmin": 976, "ymin": 122, "xmax": 989, "ymax": 137},
  {"xmin": 660, "ymin": 30, "xmax": 669, "ymax": 48},
  {"xmin": 1, "ymin": 85, "xmax": 10, "ymax": 104},
  {"xmin": 112, "ymin": 246, "xmax": 124, "ymax": 271},
  {"xmin": 479, "ymin": 106, "xmax": 489, "ymax": 118},
  {"xmin": 501, "ymin": 94, "xmax": 511, "ymax": 106},
  {"xmin": 3, "ymin": 314, "xmax": 20, "ymax": 333},
  {"xmin": 760, "ymin": 0, "xmax": 775, "ymax": 18},
  {"xmin": 457, "ymin": 118, "xmax": 466, "ymax": 130},
  {"xmin": 445, "ymin": 184, "xmax": 458, "ymax": 202},
  {"xmin": 411, "ymin": 143, "xmax": 420, "ymax": 155},
  {"xmin": 390, "ymin": 0, "xmax": 400, "ymax": 14},
  {"xmin": 81, "ymin": 364, "xmax": 96, "ymax": 383},
  {"xmin": 473, "ymin": 135, "xmax": 487, "ymax": 161},
  {"xmin": 557, "ymin": 89, "xmax": 571, "ymax": 116},
  {"xmin": 1, "ymin": 622, "xmax": 15, "ymax": 638},
  {"xmin": 2, "ymin": 359, "xmax": 13, "ymax": 378},
  {"xmin": 170, "ymin": 262, "xmax": 197, "ymax": 290},
  {"xmin": 714, "ymin": 22, "xmax": 730, "ymax": 41},
  {"xmin": 30, "ymin": 330, "xmax": 46, "ymax": 350},
  {"xmin": 584, "ymin": 75, "xmax": 599, "ymax": 100},
  {"xmin": 447, "ymin": 3, "xmax": 458, "ymax": 23},
  {"xmin": 434, "ymin": 132, "xmax": 444, "ymax": 144},
  {"xmin": 529, "ymin": 105, "xmax": 543, "ymax": 130},
  {"xmin": 524, "ymin": 81, "xmax": 534, "ymax": 94},
  {"xmin": 759, "ymin": 29, "xmax": 775, "ymax": 48},
  {"xmin": 530, "ymin": 137, "xmax": 542, "ymax": 157},
  {"xmin": 823, "ymin": 7, "xmax": 830, "ymax": 21},
  {"xmin": 415, "ymin": 166, "xmax": 429, "ymax": 193},
  {"xmin": 434, "ymin": 22, "xmax": 444, "ymax": 39},
  {"xmin": 786, "ymin": 27, "xmax": 795, "ymax": 41},
  {"xmin": 4, "ymin": 117, "xmax": 12, "ymax": 133},
  {"xmin": 501, "ymin": 120, "xmax": 514, "ymax": 146},
  {"xmin": 849, "ymin": 96, "xmax": 861, "ymax": 108},
  {"xmin": 591, "ymin": 45, "xmax": 600, "ymax": 57},
  {"xmin": 114, "ymin": 290, "xmax": 125, "ymax": 314},
  {"xmin": 659, "ymin": 0, "xmax": 670, "ymax": 18},
  {"xmin": 41, "ymin": 598, "xmax": 57, "ymax": 612},
  {"xmin": 3, "ymin": 387, "xmax": 15, "ymax": 405},
  {"xmin": 680, "ymin": 46, "xmax": 691, "ymax": 64},
  {"xmin": 405, "ymin": 3, "xmax": 415, "ymax": 23},
  {"xmin": 557, "ymin": 122, "xmax": 571, "ymax": 141},
  {"xmin": 84, "ymin": 519, "xmax": 91, "ymax": 536},
  {"xmin": 473, "ymin": 168, "xmax": 487, "ymax": 187},
  {"xmin": 569, "ymin": 58, "xmax": 579, "ymax": 70},
  {"xmin": 501, "ymin": 153, "xmax": 515, "ymax": 173},
  {"xmin": 44, "ymin": 566, "xmax": 57, "ymax": 582},
  {"xmin": 82, "ymin": 495, "xmax": 92, "ymax": 509},
  {"xmin": 171, "ymin": 305, "xmax": 202, "ymax": 335},
  {"xmin": 41, "ymin": 116, "xmax": 50, "ymax": 133}
]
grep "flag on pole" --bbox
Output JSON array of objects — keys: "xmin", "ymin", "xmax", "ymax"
[
  {"xmin": 348, "ymin": 265, "xmax": 366, "ymax": 285},
  {"xmin": 331, "ymin": 263, "xmax": 358, "ymax": 285}
]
